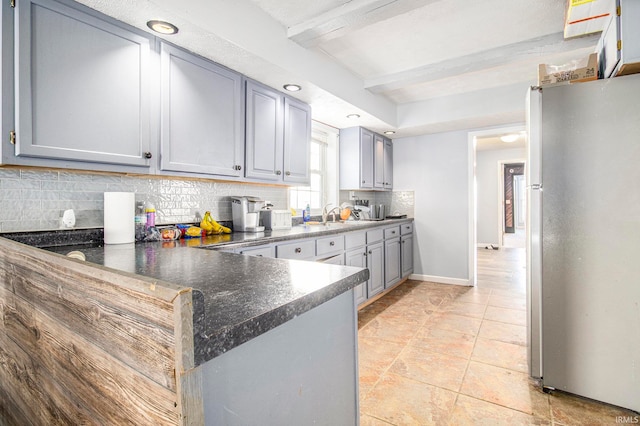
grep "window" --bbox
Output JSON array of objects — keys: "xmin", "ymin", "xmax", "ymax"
[{"xmin": 289, "ymin": 121, "xmax": 339, "ymax": 215}]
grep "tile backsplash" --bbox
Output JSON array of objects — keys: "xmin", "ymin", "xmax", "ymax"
[
  {"xmin": 0, "ymin": 168, "xmax": 288, "ymax": 233},
  {"xmin": 339, "ymin": 190, "xmax": 414, "ymax": 218}
]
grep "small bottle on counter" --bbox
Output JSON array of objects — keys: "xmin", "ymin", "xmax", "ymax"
[
  {"xmin": 303, "ymin": 204, "xmax": 311, "ymax": 223},
  {"xmin": 134, "ymin": 202, "xmax": 146, "ymax": 241},
  {"xmin": 145, "ymin": 202, "xmax": 156, "ymax": 229}
]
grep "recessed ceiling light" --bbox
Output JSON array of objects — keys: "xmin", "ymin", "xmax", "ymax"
[
  {"xmin": 384, "ymin": 131, "xmax": 396, "ymax": 135},
  {"xmin": 500, "ymin": 134, "xmax": 519, "ymax": 143},
  {"xmin": 147, "ymin": 20, "xmax": 179, "ymax": 35},
  {"xmin": 346, "ymin": 114, "xmax": 360, "ymax": 119},
  {"xmin": 283, "ymin": 84, "xmax": 301, "ymax": 92}
]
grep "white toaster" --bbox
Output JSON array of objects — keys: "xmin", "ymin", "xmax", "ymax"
[{"xmin": 260, "ymin": 209, "xmax": 292, "ymax": 230}]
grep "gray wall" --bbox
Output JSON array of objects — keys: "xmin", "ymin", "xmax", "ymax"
[
  {"xmin": 392, "ymin": 131, "xmax": 470, "ymax": 282},
  {"xmin": 0, "ymin": 168, "xmax": 287, "ymax": 232},
  {"xmin": 476, "ymin": 147, "xmax": 526, "ymax": 246}
]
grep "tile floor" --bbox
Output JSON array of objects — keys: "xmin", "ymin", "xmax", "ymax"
[{"xmin": 357, "ymin": 247, "xmax": 638, "ymax": 425}]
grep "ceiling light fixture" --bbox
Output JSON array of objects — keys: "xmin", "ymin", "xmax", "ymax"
[
  {"xmin": 146, "ymin": 20, "xmax": 179, "ymax": 35},
  {"xmin": 384, "ymin": 131, "xmax": 396, "ymax": 135},
  {"xmin": 346, "ymin": 114, "xmax": 360, "ymax": 119},
  {"xmin": 283, "ymin": 84, "xmax": 301, "ymax": 92},
  {"xmin": 500, "ymin": 134, "xmax": 519, "ymax": 143}
]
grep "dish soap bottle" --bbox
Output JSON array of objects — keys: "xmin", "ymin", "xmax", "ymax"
[
  {"xmin": 145, "ymin": 202, "xmax": 156, "ymax": 229},
  {"xmin": 303, "ymin": 204, "xmax": 311, "ymax": 224}
]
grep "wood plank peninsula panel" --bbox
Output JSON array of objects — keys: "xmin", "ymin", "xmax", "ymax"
[{"xmin": 0, "ymin": 237, "xmax": 202, "ymax": 425}]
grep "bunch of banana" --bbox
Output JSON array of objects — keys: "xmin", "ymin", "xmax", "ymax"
[{"xmin": 200, "ymin": 211, "xmax": 231, "ymax": 235}]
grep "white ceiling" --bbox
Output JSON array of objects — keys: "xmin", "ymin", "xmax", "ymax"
[{"xmin": 76, "ymin": 0, "xmax": 602, "ymax": 138}]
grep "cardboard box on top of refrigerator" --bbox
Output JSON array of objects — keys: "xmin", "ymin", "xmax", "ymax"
[{"xmin": 538, "ymin": 53, "xmax": 598, "ymax": 86}]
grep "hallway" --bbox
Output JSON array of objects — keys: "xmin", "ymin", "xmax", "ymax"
[{"xmin": 357, "ymin": 248, "xmax": 637, "ymax": 425}]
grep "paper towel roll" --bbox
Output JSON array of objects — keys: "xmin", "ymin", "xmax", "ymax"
[{"xmin": 104, "ymin": 192, "xmax": 135, "ymax": 244}]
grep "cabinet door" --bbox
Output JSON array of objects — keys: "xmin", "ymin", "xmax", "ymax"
[
  {"xmin": 401, "ymin": 235, "xmax": 414, "ymax": 278},
  {"xmin": 383, "ymin": 138, "xmax": 393, "ymax": 189},
  {"xmin": 346, "ymin": 247, "xmax": 367, "ymax": 305},
  {"xmin": 283, "ymin": 97, "xmax": 311, "ymax": 184},
  {"xmin": 359, "ymin": 128, "xmax": 374, "ymax": 189},
  {"xmin": 384, "ymin": 237, "xmax": 401, "ymax": 288},
  {"xmin": 160, "ymin": 43, "xmax": 243, "ymax": 177},
  {"xmin": 245, "ymin": 81, "xmax": 283, "ymax": 181},
  {"xmin": 374, "ymin": 133, "xmax": 385, "ymax": 189},
  {"xmin": 15, "ymin": 0, "xmax": 152, "ymax": 166},
  {"xmin": 367, "ymin": 242, "xmax": 384, "ymax": 298}
]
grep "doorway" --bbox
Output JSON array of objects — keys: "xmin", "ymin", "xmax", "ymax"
[{"xmin": 503, "ymin": 163, "xmax": 525, "ymax": 233}]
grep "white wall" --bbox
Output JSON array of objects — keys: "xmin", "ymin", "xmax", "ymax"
[
  {"xmin": 393, "ymin": 130, "xmax": 470, "ymax": 283},
  {"xmin": 476, "ymin": 147, "xmax": 526, "ymax": 246}
]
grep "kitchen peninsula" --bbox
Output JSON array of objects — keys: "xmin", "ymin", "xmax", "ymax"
[{"xmin": 0, "ymin": 222, "xmax": 376, "ymax": 425}]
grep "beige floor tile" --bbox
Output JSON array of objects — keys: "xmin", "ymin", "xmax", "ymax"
[
  {"xmin": 488, "ymin": 294, "xmax": 527, "ymax": 311},
  {"xmin": 484, "ymin": 305, "xmax": 527, "ymax": 326},
  {"xmin": 437, "ymin": 301, "xmax": 487, "ymax": 319},
  {"xmin": 361, "ymin": 373, "xmax": 457, "ymax": 425},
  {"xmin": 358, "ymin": 337, "xmax": 406, "ymax": 397},
  {"xmin": 549, "ymin": 391, "xmax": 639, "ymax": 426},
  {"xmin": 409, "ymin": 327, "xmax": 476, "ymax": 359},
  {"xmin": 360, "ymin": 414, "xmax": 395, "ymax": 425},
  {"xmin": 424, "ymin": 312, "xmax": 483, "ymax": 336},
  {"xmin": 460, "ymin": 361, "xmax": 550, "ymax": 419},
  {"xmin": 471, "ymin": 337, "xmax": 528, "ymax": 373},
  {"xmin": 448, "ymin": 394, "xmax": 551, "ymax": 425},
  {"xmin": 452, "ymin": 290, "xmax": 491, "ymax": 305},
  {"xmin": 389, "ymin": 346, "xmax": 469, "ymax": 392},
  {"xmin": 359, "ymin": 314, "xmax": 424, "ymax": 344},
  {"xmin": 478, "ymin": 319, "xmax": 527, "ymax": 346}
]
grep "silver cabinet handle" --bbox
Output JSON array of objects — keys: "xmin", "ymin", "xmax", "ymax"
[
  {"xmin": 276, "ymin": 170, "xmax": 282, "ymax": 175},
  {"xmin": 329, "ymin": 241, "xmax": 335, "ymax": 246},
  {"xmin": 144, "ymin": 152, "xmax": 152, "ymax": 159},
  {"xmin": 295, "ymin": 247, "xmax": 302, "ymax": 253},
  {"xmin": 285, "ymin": 171, "xmax": 291, "ymax": 176}
]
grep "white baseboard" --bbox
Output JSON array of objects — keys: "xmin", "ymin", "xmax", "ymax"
[{"xmin": 409, "ymin": 274, "xmax": 471, "ymax": 286}]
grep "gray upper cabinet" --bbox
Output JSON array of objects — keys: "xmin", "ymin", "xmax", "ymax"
[
  {"xmin": 283, "ymin": 97, "xmax": 311, "ymax": 184},
  {"xmin": 374, "ymin": 133, "xmax": 385, "ymax": 189},
  {"xmin": 245, "ymin": 80, "xmax": 310, "ymax": 184},
  {"xmin": 160, "ymin": 42, "xmax": 243, "ymax": 177},
  {"xmin": 340, "ymin": 127, "xmax": 392, "ymax": 190},
  {"xmin": 339, "ymin": 127, "xmax": 374, "ymax": 190},
  {"xmin": 15, "ymin": 0, "xmax": 152, "ymax": 167},
  {"xmin": 383, "ymin": 138, "xmax": 393, "ymax": 190},
  {"xmin": 245, "ymin": 80, "xmax": 283, "ymax": 181}
]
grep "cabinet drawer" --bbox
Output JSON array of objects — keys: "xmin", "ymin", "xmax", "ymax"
[
  {"xmin": 366, "ymin": 228, "xmax": 384, "ymax": 244},
  {"xmin": 276, "ymin": 240, "xmax": 315, "ymax": 260},
  {"xmin": 384, "ymin": 226, "xmax": 400, "ymax": 239},
  {"xmin": 400, "ymin": 222, "xmax": 414, "ymax": 235},
  {"xmin": 345, "ymin": 231, "xmax": 366, "ymax": 249},
  {"xmin": 316, "ymin": 235, "xmax": 345, "ymax": 257},
  {"xmin": 238, "ymin": 245, "xmax": 274, "ymax": 258}
]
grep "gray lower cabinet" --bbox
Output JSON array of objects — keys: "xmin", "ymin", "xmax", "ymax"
[
  {"xmin": 15, "ymin": 0, "xmax": 153, "ymax": 167},
  {"xmin": 160, "ymin": 42, "xmax": 244, "ymax": 177},
  {"xmin": 346, "ymin": 246, "xmax": 367, "ymax": 305},
  {"xmin": 401, "ymin": 234, "xmax": 414, "ymax": 278},
  {"xmin": 367, "ymin": 242, "xmax": 385, "ymax": 298},
  {"xmin": 245, "ymin": 80, "xmax": 311, "ymax": 184},
  {"xmin": 384, "ymin": 237, "xmax": 401, "ymax": 288}
]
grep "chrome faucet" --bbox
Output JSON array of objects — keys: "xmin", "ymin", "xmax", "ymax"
[{"xmin": 322, "ymin": 204, "xmax": 341, "ymax": 224}]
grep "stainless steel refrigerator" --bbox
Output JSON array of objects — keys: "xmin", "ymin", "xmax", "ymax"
[{"xmin": 526, "ymin": 74, "xmax": 640, "ymax": 412}]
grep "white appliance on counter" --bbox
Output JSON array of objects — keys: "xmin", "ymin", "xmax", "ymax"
[{"xmin": 526, "ymin": 74, "xmax": 640, "ymax": 412}]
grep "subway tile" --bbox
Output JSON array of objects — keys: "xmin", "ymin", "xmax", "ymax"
[
  {"xmin": 0, "ymin": 189, "xmax": 22, "ymax": 200},
  {"xmin": 20, "ymin": 170, "xmax": 59, "ymax": 181},
  {"xmin": 3, "ymin": 179, "xmax": 41, "ymax": 190},
  {"xmin": 90, "ymin": 174, "xmax": 123, "ymax": 184},
  {"xmin": 0, "ymin": 169, "xmax": 21, "ymax": 179},
  {"xmin": 58, "ymin": 172, "xmax": 94, "ymax": 182}
]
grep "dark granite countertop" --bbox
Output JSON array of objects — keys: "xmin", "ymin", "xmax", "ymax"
[{"xmin": 6, "ymin": 218, "xmax": 412, "ymax": 365}]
